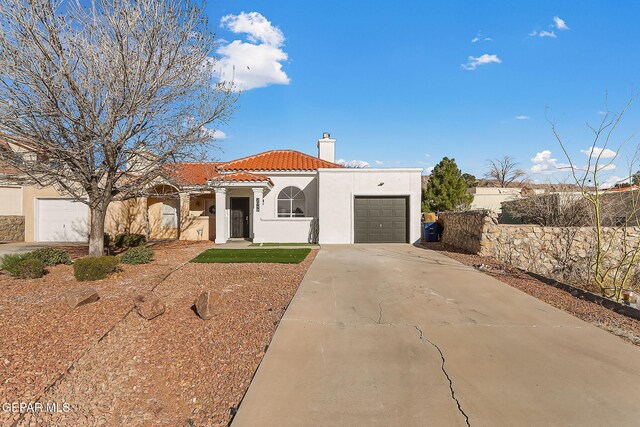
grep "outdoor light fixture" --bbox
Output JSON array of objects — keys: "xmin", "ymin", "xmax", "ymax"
[{"xmin": 256, "ymin": 198, "xmax": 260, "ymax": 212}]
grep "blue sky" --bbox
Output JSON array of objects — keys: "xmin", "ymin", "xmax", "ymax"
[{"xmin": 204, "ymin": 0, "xmax": 640, "ymax": 186}]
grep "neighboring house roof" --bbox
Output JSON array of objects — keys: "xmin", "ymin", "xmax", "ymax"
[
  {"xmin": 218, "ymin": 150, "xmax": 344, "ymax": 172},
  {"xmin": 169, "ymin": 162, "xmax": 221, "ymax": 186},
  {"xmin": 603, "ymin": 185, "xmax": 640, "ymax": 193}
]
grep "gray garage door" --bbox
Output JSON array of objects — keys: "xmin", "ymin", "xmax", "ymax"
[{"xmin": 354, "ymin": 197, "xmax": 407, "ymax": 243}]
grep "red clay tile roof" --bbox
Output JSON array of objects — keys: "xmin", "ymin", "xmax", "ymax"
[
  {"xmin": 168, "ymin": 150, "xmax": 342, "ymax": 185},
  {"xmin": 169, "ymin": 162, "xmax": 221, "ymax": 185},
  {"xmin": 218, "ymin": 150, "xmax": 344, "ymax": 171},
  {"xmin": 168, "ymin": 163, "xmax": 272, "ymax": 186},
  {"xmin": 216, "ymin": 172, "xmax": 273, "ymax": 185}
]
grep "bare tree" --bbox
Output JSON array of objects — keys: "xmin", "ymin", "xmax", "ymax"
[
  {"xmin": 0, "ymin": 0, "xmax": 237, "ymax": 256},
  {"xmin": 485, "ymin": 156, "xmax": 527, "ymax": 187},
  {"xmin": 502, "ymin": 192, "xmax": 592, "ymax": 226},
  {"xmin": 551, "ymin": 96, "xmax": 640, "ymax": 300}
]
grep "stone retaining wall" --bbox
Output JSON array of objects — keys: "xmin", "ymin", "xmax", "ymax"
[
  {"xmin": 0, "ymin": 215, "xmax": 25, "ymax": 242},
  {"xmin": 439, "ymin": 210, "xmax": 640, "ymax": 280}
]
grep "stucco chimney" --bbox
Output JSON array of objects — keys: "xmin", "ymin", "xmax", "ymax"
[{"xmin": 317, "ymin": 132, "xmax": 336, "ymax": 163}]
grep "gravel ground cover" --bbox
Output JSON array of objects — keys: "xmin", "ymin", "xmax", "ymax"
[
  {"xmin": 192, "ymin": 248, "xmax": 311, "ymax": 263},
  {"xmin": 422, "ymin": 242, "xmax": 640, "ymax": 346},
  {"xmin": 5, "ymin": 244, "xmax": 316, "ymax": 426},
  {"xmin": 0, "ymin": 241, "xmax": 209, "ymax": 425}
]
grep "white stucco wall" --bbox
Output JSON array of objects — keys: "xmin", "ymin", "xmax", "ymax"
[
  {"xmin": 317, "ymin": 168, "xmax": 423, "ymax": 244},
  {"xmin": 253, "ymin": 172, "xmax": 319, "ymax": 243}
]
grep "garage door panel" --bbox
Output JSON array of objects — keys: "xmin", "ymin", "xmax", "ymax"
[
  {"xmin": 37, "ymin": 199, "xmax": 89, "ymax": 242},
  {"xmin": 354, "ymin": 197, "xmax": 407, "ymax": 243}
]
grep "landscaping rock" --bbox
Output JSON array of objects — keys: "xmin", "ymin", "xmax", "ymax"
[
  {"xmin": 133, "ymin": 292, "xmax": 165, "ymax": 320},
  {"xmin": 194, "ymin": 291, "xmax": 219, "ymax": 320},
  {"xmin": 66, "ymin": 288, "xmax": 99, "ymax": 308}
]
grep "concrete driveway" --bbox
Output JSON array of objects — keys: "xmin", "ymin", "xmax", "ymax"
[
  {"xmin": 0, "ymin": 242, "xmax": 84, "ymax": 257},
  {"xmin": 232, "ymin": 244, "xmax": 640, "ymax": 426}
]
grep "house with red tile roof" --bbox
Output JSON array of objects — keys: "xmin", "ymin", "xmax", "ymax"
[{"xmin": 0, "ymin": 134, "xmax": 422, "ymax": 244}]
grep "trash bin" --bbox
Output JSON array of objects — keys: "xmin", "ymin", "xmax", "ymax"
[{"xmin": 423, "ymin": 222, "xmax": 440, "ymax": 242}]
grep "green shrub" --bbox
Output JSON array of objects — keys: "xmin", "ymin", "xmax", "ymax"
[
  {"xmin": 73, "ymin": 256, "xmax": 120, "ymax": 281},
  {"xmin": 17, "ymin": 258, "xmax": 45, "ymax": 279},
  {"xmin": 104, "ymin": 233, "xmax": 111, "ymax": 247},
  {"xmin": 1, "ymin": 254, "xmax": 45, "ymax": 279},
  {"xmin": 120, "ymin": 246, "xmax": 154, "ymax": 265},
  {"xmin": 28, "ymin": 247, "xmax": 72, "ymax": 266},
  {"xmin": 114, "ymin": 233, "xmax": 146, "ymax": 248},
  {"xmin": 1, "ymin": 253, "xmax": 29, "ymax": 277}
]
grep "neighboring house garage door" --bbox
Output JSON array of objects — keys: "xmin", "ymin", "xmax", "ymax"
[
  {"xmin": 354, "ymin": 197, "xmax": 407, "ymax": 243},
  {"xmin": 36, "ymin": 199, "xmax": 89, "ymax": 242}
]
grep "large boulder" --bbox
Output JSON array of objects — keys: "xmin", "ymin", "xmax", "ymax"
[
  {"xmin": 194, "ymin": 291, "xmax": 219, "ymax": 320},
  {"xmin": 133, "ymin": 292, "xmax": 165, "ymax": 320},
  {"xmin": 66, "ymin": 288, "xmax": 99, "ymax": 308}
]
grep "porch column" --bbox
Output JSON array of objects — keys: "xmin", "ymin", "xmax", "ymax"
[
  {"xmin": 252, "ymin": 187, "xmax": 264, "ymax": 243},
  {"xmin": 214, "ymin": 188, "xmax": 227, "ymax": 244},
  {"xmin": 178, "ymin": 192, "xmax": 190, "ymax": 240}
]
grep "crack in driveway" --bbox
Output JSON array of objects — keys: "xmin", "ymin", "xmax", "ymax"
[{"xmin": 414, "ymin": 325, "xmax": 471, "ymax": 427}]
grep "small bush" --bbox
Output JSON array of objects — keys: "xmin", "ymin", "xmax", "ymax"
[
  {"xmin": 74, "ymin": 256, "xmax": 120, "ymax": 281},
  {"xmin": 1, "ymin": 253, "xmax": 29, "ymax": 277},
  {"xmin": 1, "ymin": 254, "xmax": 45, "ymax": 279},
  {"xmin": 120, "ymin": 246, "xmax": 154, "ymax": 265},
  {"xmin": 17, "ymin": 258, "xmax": 45, "ymax": 279},
  {"xmin": 104, "ymin": 233, "xmax": 111, "ymax": 247},
  {"xmin": 29, "ymin": 247, "xmax": 72, "ymax": 266},
  {"xmin": 114, "ymin": 233, "xmax": 146, "ymax": 248}
]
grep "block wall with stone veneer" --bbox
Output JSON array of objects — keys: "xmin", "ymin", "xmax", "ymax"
[
  {"xmin": 0, "ymin": 215, "xmax": 25, "ymax": 242},
  {"xmin": 439, "ymin": 210, "xmax": 640, "ymax": 278}
]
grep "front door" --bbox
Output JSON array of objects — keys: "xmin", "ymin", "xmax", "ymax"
[{"xmin": 231, "ymin": 197, "xmax": 250, "ymax": 238}]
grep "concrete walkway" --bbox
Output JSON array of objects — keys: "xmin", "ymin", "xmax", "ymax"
[{"xmin": 232, "ymin": 245, "xmax": 640, "ymax": 426}]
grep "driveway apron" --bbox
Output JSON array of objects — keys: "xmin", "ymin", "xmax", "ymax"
[{"xmin": 232, "ymin": 244, "xmax": 640, "ymax": 426}]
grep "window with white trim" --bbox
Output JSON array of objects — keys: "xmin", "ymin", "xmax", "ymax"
[{"xmin": 277, "ymin": 186, "xmax": 305, "ymax": 217}]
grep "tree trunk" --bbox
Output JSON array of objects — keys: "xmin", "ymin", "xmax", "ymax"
[{"xmin": 88, "ymin": 205, "xmax": 107, "ymax": 257}]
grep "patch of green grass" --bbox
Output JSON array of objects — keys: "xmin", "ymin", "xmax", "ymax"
[
  {"xmin": 249, "ymin": 243, "xmax": 318, "ymax": 247},
  {"xmin": 191, "ymin": 248, "xmax": 311, "ymax": 264}
]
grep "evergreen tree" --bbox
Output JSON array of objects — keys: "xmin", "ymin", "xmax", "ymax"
[
  {"xmin": 422, "ymin": 157, "xmax": 473, "ymax": 212},
  {"xmin": 462, "ymin": 173, "xmax": 478, "ymax": 188}
]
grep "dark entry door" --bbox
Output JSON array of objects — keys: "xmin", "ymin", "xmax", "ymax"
[
  {"xmin": 354, "ymin": 197, "xmax": 407, "ymax": 243},
  {"xmin": 231, "ymin": 197, "xmax": 250, "ymax": 238}
]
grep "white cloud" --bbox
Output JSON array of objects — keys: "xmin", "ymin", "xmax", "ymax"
[
  {"xmin": 461, "ymin": 53, "xmax": 502, "ymax": 71},
  {"xmin": 530, "ymin": 17, "xmax": 568, "ymax": 39},
  {"xmin": 580, "ymin": 146, "xmax": 617, "ymax": 159},
  {"xmin": 601, "ymin": 176, "xmax": 627, "ymax": 189},
  {"xmin": 471, "ymin": 31, "xmax": 492, "ymax": 43},
  {"xmin": 528, "ymin": 29, "xmax": 556, "ymax": 38},
  {"xmin": 553, "ymin": 16, "xmax": 569, "ymax": 30},
  {"xmin": 216, "ymin": 12, "xmax": 290, "ymax": 91},
  {"xmin": 200, "ymin": 127, "xmax": 227, "ymax": 139},
  {"xmin": 531, "ymin": 149, "xmax": 617, "ymax": 175},
  {"xmin": 425, "ymin": 166, "xmax": 434, "ymax": 174},
  {"xmin": 515, "ymin": 115, "xmax": 531, "ymax": 120},
  {"xmin": 336, "ymin": 159, "xmax": 370, "ymax": 168},
  {"xmin": 530, "ymin": 150, "xmax": 569, "ymax": 173},
  {"xmin": 374, "ymin": 160, "xmax": 384, "ymax": 166},
  {"xmin": 221, "ymin": 12, "xmax": 285, "ymax": 46}
]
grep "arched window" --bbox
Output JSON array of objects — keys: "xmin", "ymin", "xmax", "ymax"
[{"xmin": 277, "ymin": 186, "xmax": 305, "ymax": 217}]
